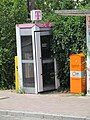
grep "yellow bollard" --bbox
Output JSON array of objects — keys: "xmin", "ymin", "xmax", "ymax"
[{"xmin": 15, "ymin": 56, "xmax": 19, "ymax": 91}]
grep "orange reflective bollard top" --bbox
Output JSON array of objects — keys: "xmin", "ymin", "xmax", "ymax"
[{"xmin": 70, "ymin": 53, "xmax": 86, "ymax": 94}]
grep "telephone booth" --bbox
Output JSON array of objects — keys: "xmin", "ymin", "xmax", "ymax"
[{"xmin": 16, "ymin": 23, "xmax": 60, "ymax": 94}]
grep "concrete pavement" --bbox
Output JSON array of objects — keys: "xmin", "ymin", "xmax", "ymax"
[{"xmin": 0, "ymin": 90, "xmax": 90, "ymax": 120}]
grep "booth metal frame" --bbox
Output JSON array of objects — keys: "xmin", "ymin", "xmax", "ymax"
[{"xmin": 16, "ymin": 23, "xmax": 60, "ymax": 94}]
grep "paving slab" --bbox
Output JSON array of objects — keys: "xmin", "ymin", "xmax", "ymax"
[{"xmin": 0, "ymin": 90, "xmax": 90, "ymax": 120}]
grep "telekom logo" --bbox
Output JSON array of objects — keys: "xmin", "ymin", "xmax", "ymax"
[
  {"xmin": 35, "ymin": 11, "xmax": 41, "ymax": 20},
  {"xmin": 31, "ymin": 10, "xmax": 42, "ymax": 21}
]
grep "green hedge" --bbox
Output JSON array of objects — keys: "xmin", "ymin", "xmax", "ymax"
[
  {"xmin": 0, "ymin": 0, "xmax": 27, "ymax": 89},
  {"xmin": 53, "ymin": 16, "xmax": 86, "ymax": 89}
]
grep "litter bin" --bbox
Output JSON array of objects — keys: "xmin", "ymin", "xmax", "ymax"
[{"xmin": 70, "ymin": 53, "xmax": 86, "ymax": 94}]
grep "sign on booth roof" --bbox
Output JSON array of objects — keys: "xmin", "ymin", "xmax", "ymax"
[{"xmin": 31, "ymin": 10, "xmax": 42, "ymax": 21}]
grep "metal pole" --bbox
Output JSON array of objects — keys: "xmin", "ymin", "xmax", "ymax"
[
  {"xmin": 86, "ymin": 15, "xmax": 90, "ymax": 95},
  {"xmin": 27, "ymin": 0, "xmax": 34, "ymax": 18}
]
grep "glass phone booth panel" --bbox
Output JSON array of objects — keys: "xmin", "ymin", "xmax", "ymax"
[
  {"xmin": 21, "ymin": 36, "xmax": 35, "ymax": 89},
  {"xmin": 40, "ymin": 35, "xmax": 55, "ymax": 91},
  {"xmin": 16, "ymin": 23, "xmax": 60, "ymax": 94}
]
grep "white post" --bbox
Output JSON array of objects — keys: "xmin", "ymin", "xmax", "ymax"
[{"xmin": 86, "ymin": 15, "xmax": 90, "ymax": 95}]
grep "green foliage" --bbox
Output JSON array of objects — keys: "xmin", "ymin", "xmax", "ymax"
[
  {"xmin": 35, "ymin": 0, "xmax": 75, "ymax": 12},
  {"xmin": 0, "ymin": 0, "xmax": 27, "ymax": 89},
  {"xmin": 79, "ymin": 1, "xmax": 90, "ymax": 9},
  {"xmin": 53, "ymin": 16, "xmax": 86, "ymax": 89},
  {"xmin": 0, "ymin": 0, "xmax": 88, "ymax": 90}
]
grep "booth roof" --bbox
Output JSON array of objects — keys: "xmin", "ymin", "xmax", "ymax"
[{"xmin": 16, "ymin": 23, "xmax": 53, "ymax": 28}]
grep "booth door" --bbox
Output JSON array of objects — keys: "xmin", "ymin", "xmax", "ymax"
[
  {"xmin": 21, "ymin": 36, "xmax": 35, "ymax": 93},
  {"xmin": 35, "ymin": 30, "xmax": 55, "ymax": 91},
  {"xmin": 40, "ymin": 35, "xmax": 55, "ymax": 91}
]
